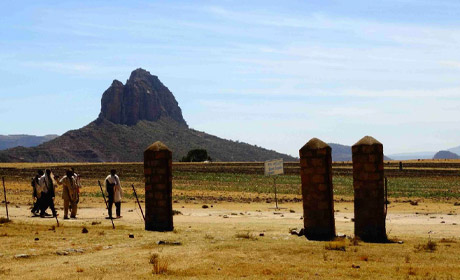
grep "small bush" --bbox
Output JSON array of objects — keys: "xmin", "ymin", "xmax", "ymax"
[
  {"xmin": 414, "ymin": 239, "xmax": 437, "ymax": 252},
  {"xmin": 325, "ymin": 241, "xmax": 346, "ymax": 251},
  {"xmin": 235, "ymin": 231, "xmax": 257, "ymax": 240},
  {"xmin": 150, "ymin": 253, "xmax": 168, "ymax": 275}
]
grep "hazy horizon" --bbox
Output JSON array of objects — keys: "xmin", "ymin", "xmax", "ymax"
[{"xmin": 2, "ymin": 1, "xmax": 460, "ymax": 157}]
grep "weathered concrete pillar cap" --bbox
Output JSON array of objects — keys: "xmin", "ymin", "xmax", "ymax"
[
  {"xmin": 353, "ymin": 136, "xmax": 382, "ymax": 147},
  {"xmin": 145, "ymin": 141, "xmax": 171, "ymax": 152},
  {"xmin": 300, "ymin": 138, "xmax": 330, "ymax": 151}
]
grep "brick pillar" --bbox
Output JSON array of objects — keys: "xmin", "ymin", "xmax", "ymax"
[
  {"xmin": 299, "ymin": 138, "xmax": 335, "ymax": 241},
  {"xmin": 144, "ymin": 141, "xmax": 173, "ymax": 231},
  {"xmin": 352, "ymin": 136, "xmax": 386, "ymax": 242}
]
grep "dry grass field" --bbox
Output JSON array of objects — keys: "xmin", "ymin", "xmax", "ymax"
[{"xmin": 0, "ymin": 161, "xmax": 460, "ymax": 279}]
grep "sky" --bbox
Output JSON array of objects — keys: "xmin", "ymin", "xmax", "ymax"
[{"xmin": 1, "ymin": 0, "xmax": 460, "ymax": 157}]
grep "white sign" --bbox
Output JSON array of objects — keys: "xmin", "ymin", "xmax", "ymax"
[{"xmin": 264, "ymin": 159, "xmax": 284, "ymax": 176}]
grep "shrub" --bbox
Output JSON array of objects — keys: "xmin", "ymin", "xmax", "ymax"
[
  {"xmin": 150, "ymin": 253, "xmax": 168, "ymax": 275},
  {"xmin": 235, "ymin": 231, "xmax": 257, "ymax": 240},
  {"xmin": 180, "ymin": 149, "xmax": 212, "ymax": 162},
  {"xmin": 325, "ymin": 241, "xmax": 346, "ymax": 251},
  {"xmin": 414, "ymin": 239, "xmax": 437, "ymax": 252}
]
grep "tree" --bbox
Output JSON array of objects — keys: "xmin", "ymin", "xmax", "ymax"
[{"xmin": 181, "ymin": 149, "xmax": 212, "ymax": 162}]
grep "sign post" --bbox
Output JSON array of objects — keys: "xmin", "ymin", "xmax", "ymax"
[{"xmin": 264, "ymin": 159, "xmax": 284, "ymax": 210}]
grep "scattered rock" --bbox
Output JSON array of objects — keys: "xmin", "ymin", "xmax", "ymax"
[
  {"xmin": 409, "ymin": 200, "xmax": 418, "ymax": 206},
  {"xmin": 454, "ymin": 202, "xmax": 460, "ymax": 206},
  {"xmin": 56, "ymin": 251, "xmax": 69, "ymax": 256},
  {"xmin": 15, "ymin": 205, "xmax": 20, "ymax": 208},
  {"xmin": 289, "ymin": 209, "xmax": 295, "ymax": 213},
  {"xmin": 259, "ymin": 233, "xmax": 265, "ymax": 237},
  {"xmin": 156, "ymin": 240, "xmax": 182, "ymax": 246},
  {"xmin": 103, "ymin": 246, "xmax": 113, "ymax": 250},
  {"xmin": 127, "ymin": 209, "xmax": 133, "ymax": 212},
  {"xmin": 129, "ymin": 234, "xmax": 134, "ymax": 238},
  {"xmin": 290, "ymin": 228, "xmax": 305, "ymax": 236},
  {"xmin": 397, "ymin": 241, "xmax": 404, "ymax": 244},
  {"xmin": 82, "ymin": 227, "xmax": 89, "ymax": 234},
  {"xmin": 34, "ymin": 238, "xmax": 39, "ymax": 241},
  {"xmin": 223, "ymin": 215, "xmax": 229, "ymax": 218},
  {"xmin": 202, "ymin": 205, "xmax": 209, "ymax": 209},
  {"xmin": 91, "ymin": 221, "xmax": 101, "ymax": 225},
  {"xmin": 231, "ymin": 213, "xmax": 238, "ymax": 216},
  {"xmin": 14, "ymin": 254, "xmax": 30, "ymax": 259},
  {"xmin": 351, "ymin": 264, "xmax": 360, "ymax": 269},
  {"xmin": 441, "ymin": 221, "xmax": 446, "ymax": 224}
]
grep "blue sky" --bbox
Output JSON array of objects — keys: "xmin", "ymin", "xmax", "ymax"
[{"xmin": 1, "ymin": 0, "xmax": 460, "ymax": 157}]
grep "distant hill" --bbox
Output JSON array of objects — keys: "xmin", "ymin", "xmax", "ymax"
[
  {"xmin": 387, "ymin": 151, "xmax": 436, "ymax": 161},
  {"xmin": 329, "ymin": 143, "xmax": 392, "ymax": 161},
  {"xmin": 448, "ymin": 145, "xmax": 460, "ymax": 155},
  {"xmin": 433, "ymin": 150, "xmax": 459, "ymax": 160},
  {"xmin": 0, "ymin": 134, "xmax": 58, "ymax": 150},
  {"xmin": 0, "ymin": 69, "xmax": 295, "ymax": 162}
]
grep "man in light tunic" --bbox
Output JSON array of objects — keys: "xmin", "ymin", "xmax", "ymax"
[
  {"xmin": 105, "ymin": 169, "xmax": 123, "ymax": 219},
  {"xmin": 58, "ymin": 170, "xmax": 79, "ymax": 219}
]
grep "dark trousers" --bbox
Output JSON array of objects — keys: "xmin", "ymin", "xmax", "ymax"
[
  {"xmin": 107, "ymin": 188, "xmax": 121, "ymax": 217},
  {"xmin": 40, "ymin": 192, "xmax": 56, "ymax": 216},
  {"xmin": 32, "ymin": 197, "xmax": 41, "ymax": 213}
]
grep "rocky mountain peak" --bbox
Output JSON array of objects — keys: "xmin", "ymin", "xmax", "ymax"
[{"xmin": 99, "ymin": 69, "xmax": 187, "ymax": 127}]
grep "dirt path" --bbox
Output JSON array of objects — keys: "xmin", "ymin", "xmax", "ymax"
[{"xmin": 2, "ymin": 201, "xmax": 459, "ymax": 239}]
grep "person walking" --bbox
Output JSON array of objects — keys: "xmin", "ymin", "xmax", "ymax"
[
  {"xmin": 38, "ymin": 169, "xmax": 58, "ymax": 218},
  {"xmin": 30, "ymin": 170, "xmax": 44, "ymax": 216},
  {"xmin": 105, "ymin": 169, "xmax": 122, "ymax": 219},
  {"xmin": 58, "ymin": 170, "xmax": 78, "ymax": 219}
]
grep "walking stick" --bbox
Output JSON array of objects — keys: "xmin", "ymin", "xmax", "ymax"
[
  {"xmin": 2, "ymin": 177, "xmax": 9, "ymax": 220},
  {"xmin": 132, "ymin": 184, "xmax": 145, "ymax": 221},
  {"xmin": 55, "ymin": 208, "xmax": 59, "ymax": 227},
  {"xmin": 98, "ymin": 180, "xmax": 115, "ymax": 229}
]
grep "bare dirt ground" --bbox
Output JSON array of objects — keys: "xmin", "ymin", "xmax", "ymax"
[{"xmin": 1, "ymin": 198, "xmax": 460, "ymax": 279}]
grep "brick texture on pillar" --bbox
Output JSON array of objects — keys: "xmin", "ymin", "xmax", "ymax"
[
  {"xmin": 299, "ymin": 138, "xmax": 335, "ymax": 241},
  {"xmin": 144, "ymin": 141, "xmax": 173, "ymax": 231},
  {"xmin": 352, "ymin": 136, "xmax": 386, "ymax": 242}
]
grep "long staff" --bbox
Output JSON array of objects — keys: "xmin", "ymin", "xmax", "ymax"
[
  {"xmin": 132, "ymin": 184, "xmax": 145, "ymax": 221},
  {"xmin": 98, "ymin": 180, "xmax": 115, "ymax": 229},
  {"xmin": 2, "ymin": 177, "xmax": 8, "ymax": 220}
]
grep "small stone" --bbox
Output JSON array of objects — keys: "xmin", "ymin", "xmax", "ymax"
[
  {"xmin": 128, "ymin": 209, "xmax": 133, "ymax": 212},
  {"xmin": 82, "ymin": 227, "xmax": 89, "ymax": 234},
  {"xmin": 157, "ymin": 240, "xmax": 166, "ymax": 245},
  {"xmin": 441, "ymin": 221, "xmax": 445, "ymax": 224},
  {"xmin": 223, "ymin": 215, "xmax": 229, "ymax": 218},
  {"xmin": 91, "ymin": 221, "xmax": 101, "ymax": 225},
  {"xmin": 56, "ymin": 251, "xmax": 69, "ymax": 256},
  {"xmin": 259, "ymin": 233, "xmax": 265, "ymax": 237},
  {"xmin": 102, "ymin": 246, "xmax": 112, "ymax": 250},
  {"xmin": 351, "ymin": 264, "xmax": 360, "ymax": 269},
  {"xmin": 289, "ymin": 209, "xmax": 295, "ymax": 213},
  {"xmin": 202, "ymin": 205, "xmax": 209, "ymax": 209},
  {"xmin": 34, "ymin": 238, "xmax": 39, "ymax": 241},
  {"xmin": 15, "ymin": 254, "xmax": 30, "ymax": 259},
  {"xmin": 129, "ymin": 234, "xmax": 134, "ymax": 238},
  {"xmin": 397, "ymin": 241, "xmax": 404, "ymax": 244}
]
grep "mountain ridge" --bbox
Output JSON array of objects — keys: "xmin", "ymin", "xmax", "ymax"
[{"xmin": 0, "ymin": 69, "xmax": 296, "ymax": 162}]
